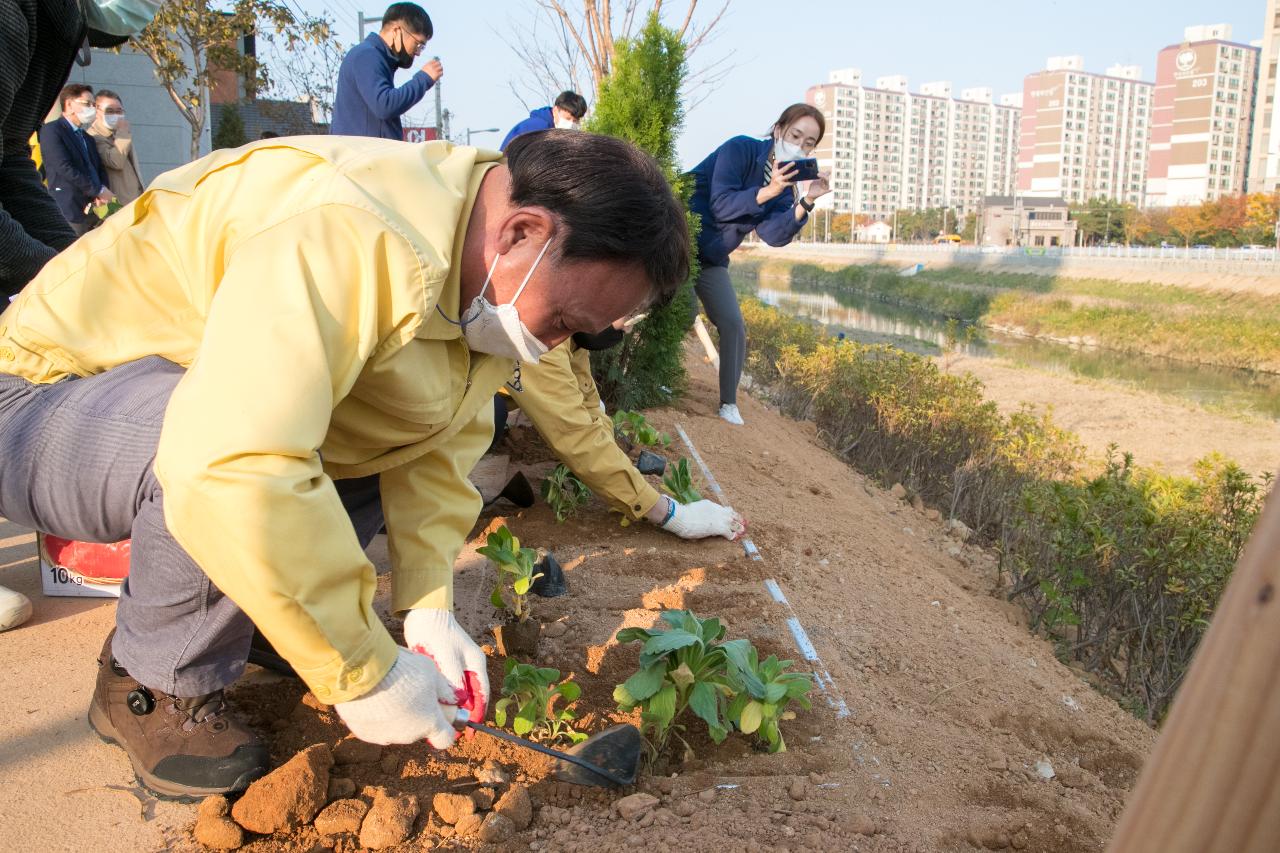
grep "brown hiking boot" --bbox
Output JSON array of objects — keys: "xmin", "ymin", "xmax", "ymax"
[{"xmin": 88, "ymin": 632, "xmax": 270, "ymax": 800}]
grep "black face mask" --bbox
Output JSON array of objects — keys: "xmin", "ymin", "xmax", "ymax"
[
  {"xmin": 393, "ymin": 47, "xmax": 415, "ymax": 69},
  {"xmin": 572, "ymin": 326, "xmax": 625, "ymax": 351}
]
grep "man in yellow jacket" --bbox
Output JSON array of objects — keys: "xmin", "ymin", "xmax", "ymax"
[
  {"xmin": 504, "ymin": 333, "xmax": 745, "ymax": 539},
  {"xmin": 0, "ymin": 130, "xmax": 688, "ymax": 798}
]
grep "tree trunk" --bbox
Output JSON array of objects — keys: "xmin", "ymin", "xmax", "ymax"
[{"xmin": 1106, "ymin": 487, "xmax": 1280, "ymax": 852}]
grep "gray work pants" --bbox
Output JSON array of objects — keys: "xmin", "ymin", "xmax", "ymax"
[
  {"xmin": 0, "ymin": 357, "xmax": 384, "ymax": 696},
  {"xmin": 692, "ymin": 264, "xmax": 746, "ymax": 406}
]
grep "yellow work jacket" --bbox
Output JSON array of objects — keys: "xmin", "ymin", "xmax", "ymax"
[
  {"xmin": 503, "ymin": 342, "xmax": 661, "ymax": 520},
  {"xmin": 0, "ymin": 138, "xmax": 514, "ymax": 703}
]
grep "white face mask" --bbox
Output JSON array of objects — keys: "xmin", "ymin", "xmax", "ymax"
[
  {"xmin": 461, "ymin": 239, "xmax": 554, "ymax": 363},
  {"xmin": 85, "ymin": 0, "xmax": 163, "ymax": 36},
  {"xmin": 554, "ymin": 118, "xmax": 580, "ymax": 130},
  {"xmin": 104, "ymin": 113, "xmax": 123, "ymax": 130},
  {"xmin": 76, "ymin": 105, "xmax": 98, "ymax": 126},
  {"xmin": 773, "ymin": 135, "xmax": 806, "ymax": 163}
]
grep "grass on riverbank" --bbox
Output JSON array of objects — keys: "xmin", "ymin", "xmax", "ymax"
[
  {"xmin": 734, "ymin": 258, "xmax": 1280, "ymax": 373},
  {"xmin": 740, "ymin": 297, "xmax": 1271, "ymax": 723}
]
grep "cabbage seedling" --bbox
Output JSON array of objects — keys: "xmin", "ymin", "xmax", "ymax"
[
  {"xmin": 662, "ymin": 458, "xmax": 702, "ymax": 504},
  {"xmin": 612, "ymin": 410, "xmax": 671, "ymax": 449},
  {"xmin": 477, "ymin": 525, "xmax": 542, "ymax": 623},
  {"xmin": 493, "ymin": 658, "xmax": 587, "ymax": 745},
  {"xmin": 541, "ymin": 464, "xmax": 592, "ymax": 523},
  {"xmin": 613, "ymin": 610, "xmax": 746, "ymax": 760},
  {"xmin": 723, "ymin": 643, "xmax": 813, "ymax": 753}
]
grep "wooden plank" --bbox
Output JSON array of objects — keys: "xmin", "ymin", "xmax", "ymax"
[{"xmin": 1107, "ymin": 487, "xmax": 1280, "ymax": 852}]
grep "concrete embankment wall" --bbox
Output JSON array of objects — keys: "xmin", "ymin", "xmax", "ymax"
[{"xmin": 745, "ymin": 244, "xmax": 1280, "ymax": 295}]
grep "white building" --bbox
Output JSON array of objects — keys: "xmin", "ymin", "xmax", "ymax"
[
  {"xmin": 853, "ymin": 221, "xmax": 892, "ymax": 243},
  {"xmin": 1248, "ymin": 0, "xmax": 1280, "ymax": 192},
  {"xmin": 807, "ymin": 68, "xmax": 1021, "ymax": 219}
]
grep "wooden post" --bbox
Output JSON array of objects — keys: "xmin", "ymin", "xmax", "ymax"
[{"xmin": 1107, "ymin": 487, "xmax": 1280, "ymax": 852}]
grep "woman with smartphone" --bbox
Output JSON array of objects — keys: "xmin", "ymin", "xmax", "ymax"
[{"xmin": 687, "ymin": 103, "xmax": 830, "ymax": 425}]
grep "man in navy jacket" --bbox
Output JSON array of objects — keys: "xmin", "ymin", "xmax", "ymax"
[
  {"xmin": 38, "ymin": 83, "xmax": 112, "ymax": 237},
  {"xmin": 499, "ymin": 91, "xmax": 588, "ymax": 151},
  {"xmin": 330, "ymin": 3, "xmax": 442, "ymax": 140}
]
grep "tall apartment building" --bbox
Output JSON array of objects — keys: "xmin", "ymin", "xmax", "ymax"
[
  {"xmin": 806, "ymin": 68, "xmax": 1021, "ymax": 220},
  {"xmin": 1017, "ymin": 57, "xmax": 1153, "ymax": 205},
  {"xmin": 1146, "ymin": 25, "xmax": 1260, "ymax": 206},
  {"xmin": 1248, "ymin": 0, "xmax": 1280, "ymax": 192}
]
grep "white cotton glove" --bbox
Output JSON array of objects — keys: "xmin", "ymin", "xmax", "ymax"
[
  {"xmin": 334, "ymin": 648, "xmax": 460, "ymax": 748},
  {"xmin": 403, "ymin": 608, "xmax": 490, "ymax": 727},
  {"xmin": 660, "ymin": 498, "xmax": 747, "ymax": 541}
]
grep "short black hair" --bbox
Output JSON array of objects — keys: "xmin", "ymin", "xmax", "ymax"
[
  {"xmin": 59, "ymin": 83, "xmax": 93, "ymax": 108},
  {"xmin": 553, "ymin": 91, "xmax": 588, "ymax": 120},
  {"xmin": 94, "ymin": 89, "xmax": 122, "ymax": 104},
  {"xmin": 504, "ymin": 130, "xmax": 690, "ymax": 304},
  {"xmin": 382, "ymin": 2, "xmax": 432, "ymax": 39},
  {"xmin": 259, "ymin": 131, "xmax": 280, "ymax": 139}
]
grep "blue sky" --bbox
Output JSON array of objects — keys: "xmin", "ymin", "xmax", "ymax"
[{"xmin": 293, "ymin": 0, "xmax": 1267, "ymax": 168}]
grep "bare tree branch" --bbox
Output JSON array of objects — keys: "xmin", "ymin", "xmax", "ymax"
[{"xmin": 675, "ymin": 0, "xmax": 696, "ymax": 40}]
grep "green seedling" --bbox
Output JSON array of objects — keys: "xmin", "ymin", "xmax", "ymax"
[
  {"xmin": 612, "ymin": 410, "xmax": 671, "ymax": 449},
  {"xmin": 540, "ymin": 464, "xmax": 592, "ymax": 523},
  {"xmin": 723, "ymin": 644, "xmax": 813, "ymax": 753},
  {"xmin": 493, "ymin": 658, "xmax": 588, "ymax": 745},
  {"xmin": 86, "ymin": 199, "xmax": 123, "ymax": 220},
  {"xmin": 477, "ymin": 525, "xmax": 542, "ymax": 623},
  {"xmin": 613, "ymin": 610, "xmax": 747, "ymax": 760},
  {"xmin": 662, "ymin": 458, "xmax": 702, "ymax": 504}
]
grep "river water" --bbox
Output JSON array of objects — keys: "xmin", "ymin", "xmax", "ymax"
[{"xmin": 732, "ymin": 271, "xmax": 1280, "ymax": 421}]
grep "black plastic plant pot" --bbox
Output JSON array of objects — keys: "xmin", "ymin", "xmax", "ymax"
[
  {"xmin": 530, "ymin": 553, "xmax": 568, "ymax": 598},
  {"xmin": 636, "ymin": 450, "xmax": 667, "ymax": 477}
]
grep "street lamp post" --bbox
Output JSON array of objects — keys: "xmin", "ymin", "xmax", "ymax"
[{"xmin": 465, "ymin": 127, "xmax": 500, "ymax": 146}]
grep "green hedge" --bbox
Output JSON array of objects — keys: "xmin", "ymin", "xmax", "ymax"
[{"xmin": 739, "ymin": 298, "xmax": 1270, "ymax": 723}]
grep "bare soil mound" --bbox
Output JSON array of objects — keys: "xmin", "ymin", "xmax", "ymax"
[{"xmin": 159, "ymin": 353, "xmax": 1157, "ymax": 852}]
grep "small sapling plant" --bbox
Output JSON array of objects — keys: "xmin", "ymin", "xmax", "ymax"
[
  {"xmin": 613, "ymin": 410, "xmax": 671, "ymax": 449},
  {"xmin": 613, "ymin": 609, "xmax": 747, "ymax": 760},
  {"xmin": 663, "ymin": 458, "xmax": 702, "ymax": 504},
  {"xmin": 723, "ymin": 643, "xmax": 813, "ymax": 753},
  {"xmin": 540, "ymin": 464, "xmax": 592, "ymax": 523},
  {"xmin": 494, "ymin": 658, "xmax": 587, "ymax": 745},
  {"xmin": 477, "ymin": 526, "xmax": 544, "ymax": 657}
]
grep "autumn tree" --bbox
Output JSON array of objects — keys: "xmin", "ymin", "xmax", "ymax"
[{"xmin": 131, "ymin": 0, "xmax": 330, "ymax": 161}]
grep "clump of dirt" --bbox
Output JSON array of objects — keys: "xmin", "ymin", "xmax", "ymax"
[
  {"xmin": 177, "ymin": 349, "xmax": 1156, "ymax": 852},
  {"xmin": 229, "ymin": 742, "xmax": 330, "ymax": 834},
  {"xmin": 358, "ymin": 788, "xmax": 419, "ymax": 849}
]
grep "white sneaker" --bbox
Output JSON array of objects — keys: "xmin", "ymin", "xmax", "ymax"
[
  {"xmin": 0, "ymin": 584, "xmax": 32, "ymax": 632},
  {"xmin": 719, "ymin": 403, "xmax": 745, "ymax": 425}
]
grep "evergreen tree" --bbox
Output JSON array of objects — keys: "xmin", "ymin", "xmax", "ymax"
[
  {"xmin": 585, "ymin": 14, "xmax": 695, "ymax": 410},
  {"xmin": 212, "ymin": 104, "xmax": 247, "ymax": 150}
]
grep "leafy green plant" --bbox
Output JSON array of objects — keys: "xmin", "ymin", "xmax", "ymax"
[
  {"xmin": 613, "ymin": 610, "xmax": 743, "ymax": 759},
  {"xmin": 662, "ymin": 458, "xmax": 701, "ymax": 504},
  {"xmin": 477, "ymin": 526, "xmax": 542, "ymax": 623},
  {"xmin": 612, "ymin": 410, "xmax": 671, "ymax": 449},
  {"xmin": 86, "ymin": 199, "xmax": 123, "ymax": 220},
  {"xmin": 540, "ymin": 464, "xmax": 592, "ymax": 523},
  {"xmin": 724, "ymin": 646, "xmax": 813, "ymax": 753},
  {"xmin": 493, "ymin": 658, "xmax": 587, "ymax": 745}
]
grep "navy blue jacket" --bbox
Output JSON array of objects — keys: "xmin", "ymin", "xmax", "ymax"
[
  {"xmin": 330, "ymin": 34, "xmax": 435, "ymax": 139},
  {"xmin": 687, "ymin": 135, "xmax": 807, "ymax": 267},
  {"xmin": 500, "ymin": 106, "xmax": 554, "ymax": 151},
  {"xmin": 38, "ymin": 117, "xmax": 108, "ymax": 225}
]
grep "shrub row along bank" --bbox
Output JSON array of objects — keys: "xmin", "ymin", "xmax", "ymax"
[
  {"xmin": 734, "ymin": 258, "xmax": 1280, "ymax": 374},
  {"xmin": 739, "ymin": 298, "xmax": 1271, "ymax": 723}
]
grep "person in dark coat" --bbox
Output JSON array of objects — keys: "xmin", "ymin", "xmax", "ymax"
[
  {"xmin": 499, "ymin": 90, "xmax": 588, "ymax": 151},
  {"xmin": 0, "ymin": 0, "xmax": 87, "ymax": 294},
  {"xmin": 330, "ymin": 2, "xmax": 442, "ymax": 140},
  {"xmin": 686, "ymin": 103, "xmax": 831, "ymax": 426},
  {"xmin": 39, "ymin": 83, "xmax": 114, "ymax": 236}
]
